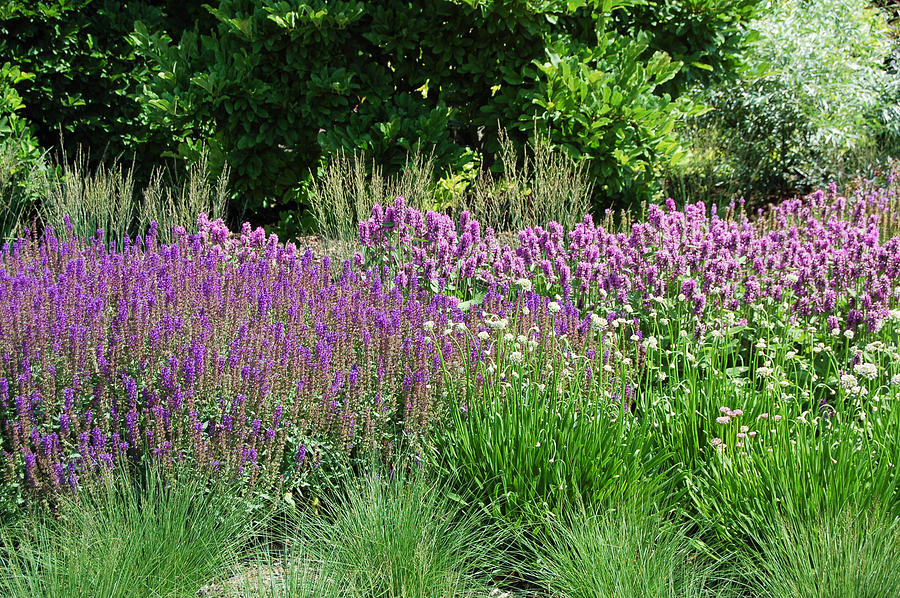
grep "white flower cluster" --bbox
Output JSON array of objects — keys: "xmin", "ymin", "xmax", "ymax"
[
  {"xmin": 840, "ymin": 373, "xmax": 858, "ymax": 390},
  {"xmin": 756, "ymin": 366, "xmax": 774, "ymax": 379},
  {"xmin": 865, "ymin": 341, "xmax": 885, "ymax": 353},
  {"xmin": 853, "ymin": 362, "xmax": 878, "ymax": 381},
  {"xmin": 515, "ymin": 278, "xmax": 533, "ymax": 292},
  {"xmin": 487, "ymin": 317, "xmax": 509, "ymax": 330},
  {"xmin": 840, "ymin": 372, "xmax": 867, "ymax": 396}
]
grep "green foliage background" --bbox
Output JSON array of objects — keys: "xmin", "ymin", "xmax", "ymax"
[
  {"xmin": 669, "ymin": 0, "xmax": 900, "ymax": 202},
  {"xmin": 0, "ymin": 2, "xmax": 181, "ymax": 170},
  {"xmin": 1, "ymin": 0, "xmax": 765, "ymax": 234}
]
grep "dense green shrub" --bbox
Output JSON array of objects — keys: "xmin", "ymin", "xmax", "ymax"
[
  {"xmin": 0, "ymin": 61, "xmax": 47, "ymax": 239},
  {"xmin": 0, "ymin": 62, "xmax": 37, "ymax": 154},
  {"xmin": 673, "ymin": 0, "xmax": 900, "ymax": 201},
  {"xmin": 0, "ymin": 0, "xmax": 762, "ymax": 231},
  {"xmin": 523, "ymin": 29, "xmax": 696, "ymax": 204},
  {"xmin": 0, "ymin": 2, "xmax": 170, "ymax": 171},
  {"xmin": 0, "ymin": 1, "xmax": 240, "ymax": 244},
  {"xmin": 130, "ymin": 0, "xmax": 759, "ymax": 233},
  {"xmin": 609, "ymin": 0, "xmax": 763, "ymax": 96}
]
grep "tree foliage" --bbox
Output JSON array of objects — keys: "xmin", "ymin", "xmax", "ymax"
[{"xmin": 1, "ymin": 0, "xmax": 762, "ymax": 231}]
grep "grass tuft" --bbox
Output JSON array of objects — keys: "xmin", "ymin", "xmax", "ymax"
[
  {"xmin": 743, "ymin": 506, "xmax": 900, "ymax": 598},
  {"xmin": 265, "ymin": 466, "xmax": 501, "ymax": 598},
  {"xmin": 0, "ymin": 465, "xmax": 256, "ymax": 598},
  {"xmin": 527, "ymin": 500, "xmax": 737, "ymax": 598}
]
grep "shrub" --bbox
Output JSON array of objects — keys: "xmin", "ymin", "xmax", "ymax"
[
  {"xmin": 679, "ymin": 0, "xmax": 900, "ymax": 199},
  {"xmin": 0, "ymin": 0, "xmax": 195, "ymax": 178},
  {"xmin": 609, "ymin": 0, "xmax": 764, "ymax": 97},
  {"xmin": 130, "ymin": 0, "xmax": 757, "ymax": 230},
  {"xmin": 0, "ymin": 61, "xmax": 47, "ymax": 239},
  {"xmin": 520, "ymin": 25, "xmax": 698, "ymax": 207},
  {"xmin": 0, "ymin": 2, "xmax": 229, "ymax": 238}
]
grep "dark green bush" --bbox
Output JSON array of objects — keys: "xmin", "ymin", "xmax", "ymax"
[
  {"xmin": 0, "ymin": 0, "xmax": 760, "ymax": 231},
  {"xmin": 0, "ymin": 61, "xmax": 47, "ymax": 239},
  {"xmin": 609, "ymin": 0, "xmax": 763, "ymax": 96},
  {"xmin": 0, "ymin": 1, "xmax": 200, "ymax": 181},
  {"xmin": 131, "ymin": 0, "xmax": 759, "ymax": 233},
  {"xmin": 521, "ymin": 29, "xmax": 697, "ymax": 203}
]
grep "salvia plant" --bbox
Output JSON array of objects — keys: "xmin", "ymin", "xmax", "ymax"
[{"xmin": 0, "ymin": 212, "xmax": 610, "ymax": 512}]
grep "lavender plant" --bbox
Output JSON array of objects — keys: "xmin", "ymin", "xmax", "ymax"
[{"xmin": 0, "ymin": 214, "xmax": 608, "ymax": 515}]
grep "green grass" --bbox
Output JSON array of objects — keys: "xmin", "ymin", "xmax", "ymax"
[
  {"xmin": 434, "ymin": 365, "xmax": 671, "ymax": 524},
  {"xmin": 526, "ymin": 500, "xmax": 736, "ymax": 598},
  {"xmin": 742, "ymin": 506, "xmax": 900, "ymax": 598},
  {"xmin": 0, "ymin": 466, "xmax": 256, "ymax": 598},
  {"xmin": 259, "ymin": 466, "xmax": 502, "ymax": 598}
]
